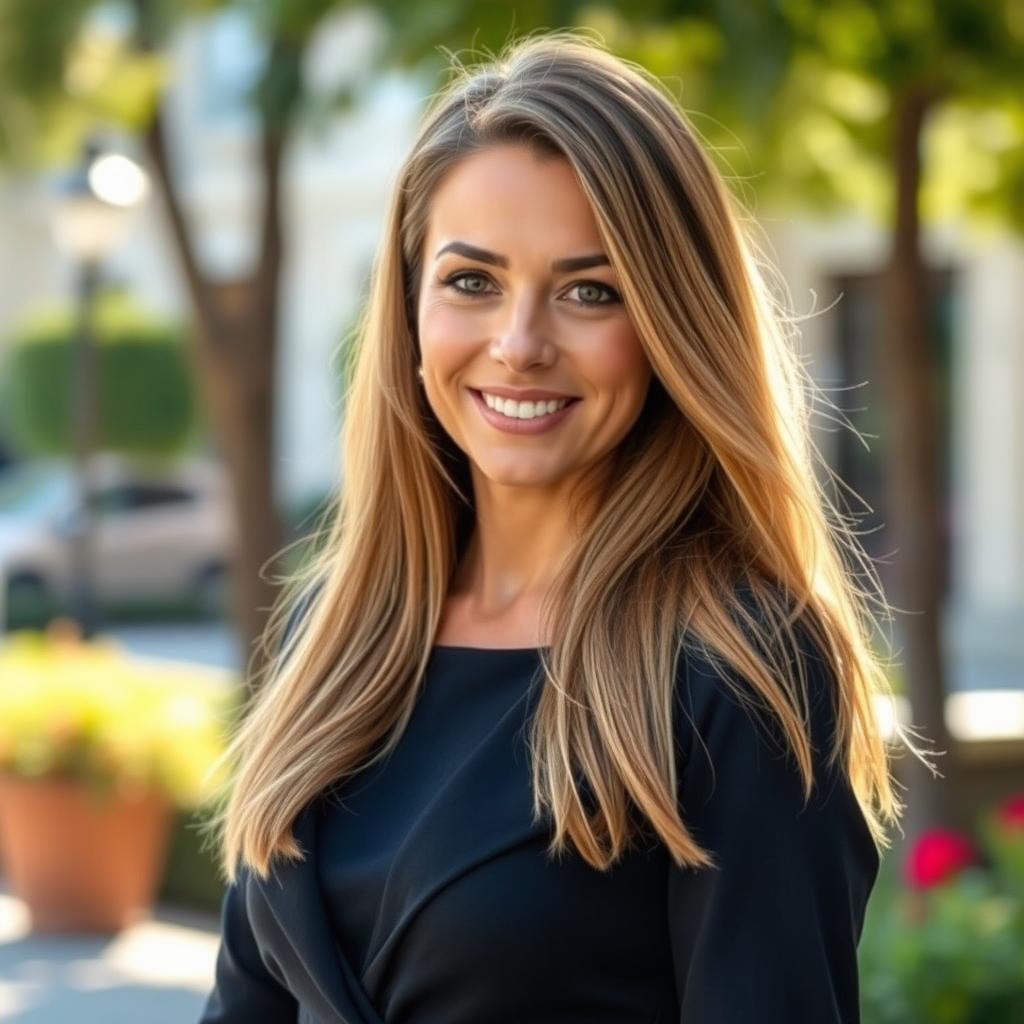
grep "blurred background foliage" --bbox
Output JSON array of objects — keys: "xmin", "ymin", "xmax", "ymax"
[
  {"xmin": 1, "ymin": 1, "xmax": 1021, "ymax": 223},
  {"xmin": 0, "ymin": 290, "xmax": 198, "ymax": 458},
  {"xmin": 0, "ymin": 628, "xmax": 236, "ymax": 806}
]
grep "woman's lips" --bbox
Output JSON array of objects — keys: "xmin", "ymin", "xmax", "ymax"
[{"xmin": 469, "ymin": 388, "xmax": 581, "ymax": 435}]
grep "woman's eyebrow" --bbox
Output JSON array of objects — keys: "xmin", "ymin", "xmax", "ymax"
[{"xmin": 434, "ymin": 240, "xmax": 610, "ymax": 272}]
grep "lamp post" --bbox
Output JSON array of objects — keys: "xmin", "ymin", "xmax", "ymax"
[{"xmin": 50, "ymin": 136, "xmax": 148, "ymax": 638}]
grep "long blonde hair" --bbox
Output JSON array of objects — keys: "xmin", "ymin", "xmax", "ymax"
[{"xmin": 203, "ymin": 30, "xmax": 927, "ymax": 884}]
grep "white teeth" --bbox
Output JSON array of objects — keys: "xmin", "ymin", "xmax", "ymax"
[{"xmin": 481, "ymin": 392, "xmax": 571, "ymax": 419}]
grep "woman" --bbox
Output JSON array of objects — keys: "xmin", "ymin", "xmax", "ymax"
[{"xmin": 199, "ymin": 31, "xmax": 925, "ymax": 1024}]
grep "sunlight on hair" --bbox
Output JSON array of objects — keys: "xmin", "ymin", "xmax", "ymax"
[{"xmin": 198, "ymin": 29, "xmax": 933, "ymax": 886}]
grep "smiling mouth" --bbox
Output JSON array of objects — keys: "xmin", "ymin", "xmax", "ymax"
[
  {"xmin": 467, "ymin": 387, "xmax": 582, "ymax": 433},
  {"xmin": 470, "ymin": 388, "xmax": 581, "ymax": 417}
]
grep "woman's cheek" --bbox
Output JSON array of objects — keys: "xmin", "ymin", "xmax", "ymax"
[
  {"xmin": 419, "ymin": 303, "xmax": 481, "ymax": 359},
  {"xmin": 585, "ymin": 320, "xmax": 649, "ymax": 385}
]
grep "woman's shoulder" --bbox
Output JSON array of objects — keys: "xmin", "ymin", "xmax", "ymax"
[
  {"xmin": 669, "ymin": 596, "xmax": 880, "ymax": 887},
  {"xmin": 671, "ymin": 594, "xmax": 842, "ymax": 805}
]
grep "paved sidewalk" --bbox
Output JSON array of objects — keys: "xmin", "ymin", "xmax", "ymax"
[{"xmin": 0, "ymin": 887, "xmax": 220, "ymax": 1023}]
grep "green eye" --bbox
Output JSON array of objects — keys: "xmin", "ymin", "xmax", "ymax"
[
  {"xmin": 444, "ymin": 272, "xmax": 493, "ymax": 295},
  {"xmin": 567, "ymin": 281, "xmax": 619, "ymax": 306},
  {"xmin": 441, "ymin": 272, "xmax": 619, "ymax": 307}
]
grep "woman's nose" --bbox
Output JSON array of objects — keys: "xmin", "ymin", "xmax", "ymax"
[{"xmin": 491, "ymin": 290, "xmax": 553, "ymax": 369}]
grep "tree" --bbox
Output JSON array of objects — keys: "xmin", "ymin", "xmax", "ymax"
[
  {"xmin": 594, "ymin": 0, "xmax": 1024, "ymax": 839},
  {"xmin": 0, "ymin": 0, "xmax": 566, "ymax": 687},
  {"xmin": 1, "ymin": 0, "xmax": 324, "ymax": 680}
]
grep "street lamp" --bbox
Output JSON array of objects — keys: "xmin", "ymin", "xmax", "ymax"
[{"xmin": 49, "ymin": 135, "xmax": 149, "ymax": 638}]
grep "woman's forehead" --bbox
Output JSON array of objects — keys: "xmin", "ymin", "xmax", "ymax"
[{"xmin": 423, "ymin": 145, "xmax": 605, "ymax": 262}]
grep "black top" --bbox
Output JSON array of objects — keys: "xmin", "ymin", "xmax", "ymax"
[{"xmin": 200, "ymin": 635, "xmax": 880, "ymax": 1024}]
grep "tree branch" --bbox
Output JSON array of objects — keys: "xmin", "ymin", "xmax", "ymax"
[{"xmin": 142, "ymin": 106, "xmax": 223, "ymax": 344}]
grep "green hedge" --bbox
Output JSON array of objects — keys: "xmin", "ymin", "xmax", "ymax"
[{"xmin": 0, "ymin": 290, "xmax": 200, "ymax": 458}]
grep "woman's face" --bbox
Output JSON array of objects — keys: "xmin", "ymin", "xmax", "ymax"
[{"xmin": 416, "ymin": 142, "xmax": 652, "ymax": 489}]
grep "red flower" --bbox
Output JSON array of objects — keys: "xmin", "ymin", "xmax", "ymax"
[
  {"xmin": 905, "ymin": 827, "xmax": 977, "ymax": 889},
  {"xmin": 996, "ymin": 793, "xmax": 1024, "ymax": 830}
]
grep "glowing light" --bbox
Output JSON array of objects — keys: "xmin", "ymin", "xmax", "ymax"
[{"xmin": 87, "ymin": 154, "xmax": 149, "ymax": 208}]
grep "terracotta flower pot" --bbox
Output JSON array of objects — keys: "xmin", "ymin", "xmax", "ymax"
[{"xmin": 0, "ymin": 774, "xmax": 173, "ymax": 933}]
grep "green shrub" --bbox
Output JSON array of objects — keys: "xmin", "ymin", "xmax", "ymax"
[
  {"xmin": 0, "ymin": 290, "xmax": 200, "ymax": 458},
  {"xmin": 861, "ymin": 795, "xmax": 1024, "ymax": 1022}
]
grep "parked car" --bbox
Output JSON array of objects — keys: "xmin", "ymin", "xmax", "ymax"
[{"xmin": 0, "ymin": 455, "xmax": 236, "ymax": 624}]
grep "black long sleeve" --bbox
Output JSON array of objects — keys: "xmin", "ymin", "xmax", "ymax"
[
  {"xmin": 197, "ymin": 587, "xmax": 881, "ymax": 1023},
  {"xmin": 197, "ymin": 588, "xmax": 320, "ymax": 1023},
  {"xmin": 667, "ymin": 636, "xmax": 880, "ymax": 1021},
  {"xmin": 199, "ymin": 866, "xmax": 299, "ymax": 1023}
]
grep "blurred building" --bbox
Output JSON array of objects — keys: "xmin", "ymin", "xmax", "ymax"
[
  {"xmin": 0, "ymin": 10, "xmax": 1020, "ymax": 691},
  {"xmin": 0, "ymin": 8, "xmax": 419, "ymax": 513},
  {"xmin": 770, "ymin": 219, "xmax": 1023, "ymax": 692}
]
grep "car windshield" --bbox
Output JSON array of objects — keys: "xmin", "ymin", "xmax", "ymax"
[{"xmin": 0, "ymin": 463, "xmax": 75, "ymax": 523}]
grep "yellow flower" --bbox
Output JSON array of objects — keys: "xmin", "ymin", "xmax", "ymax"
[{"xmin": 0, "ymin": 629, "xmax": 235, "ymax": 808}]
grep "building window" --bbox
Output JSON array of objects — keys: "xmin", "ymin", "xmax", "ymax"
[{"xmin": 830, "ymin": 267, "xmax": 957, "ymax": 599}]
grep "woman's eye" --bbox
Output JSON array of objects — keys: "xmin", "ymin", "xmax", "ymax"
[
  {"xmin": 443, "ymin": 272, "xmax": 495, "ymax": 296},
  {"xmin": 441, "ymin": 272, "xmax": 619, "ymax": 307},
  {"xmin": 564, "ymin": 281, "xmax": 619, "ymax": 307}
]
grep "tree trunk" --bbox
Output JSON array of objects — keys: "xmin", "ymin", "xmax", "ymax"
[
  {"xmin": 192, "ymin": 285, "xmax": 286, "ymax": 691},
  {"xmin": 142, "ymin": 108, "xmax": 288, "ymax": 695},
  {"xmin": 882, "ymin": 83, "xmax": 965, "ymax": 840}
]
